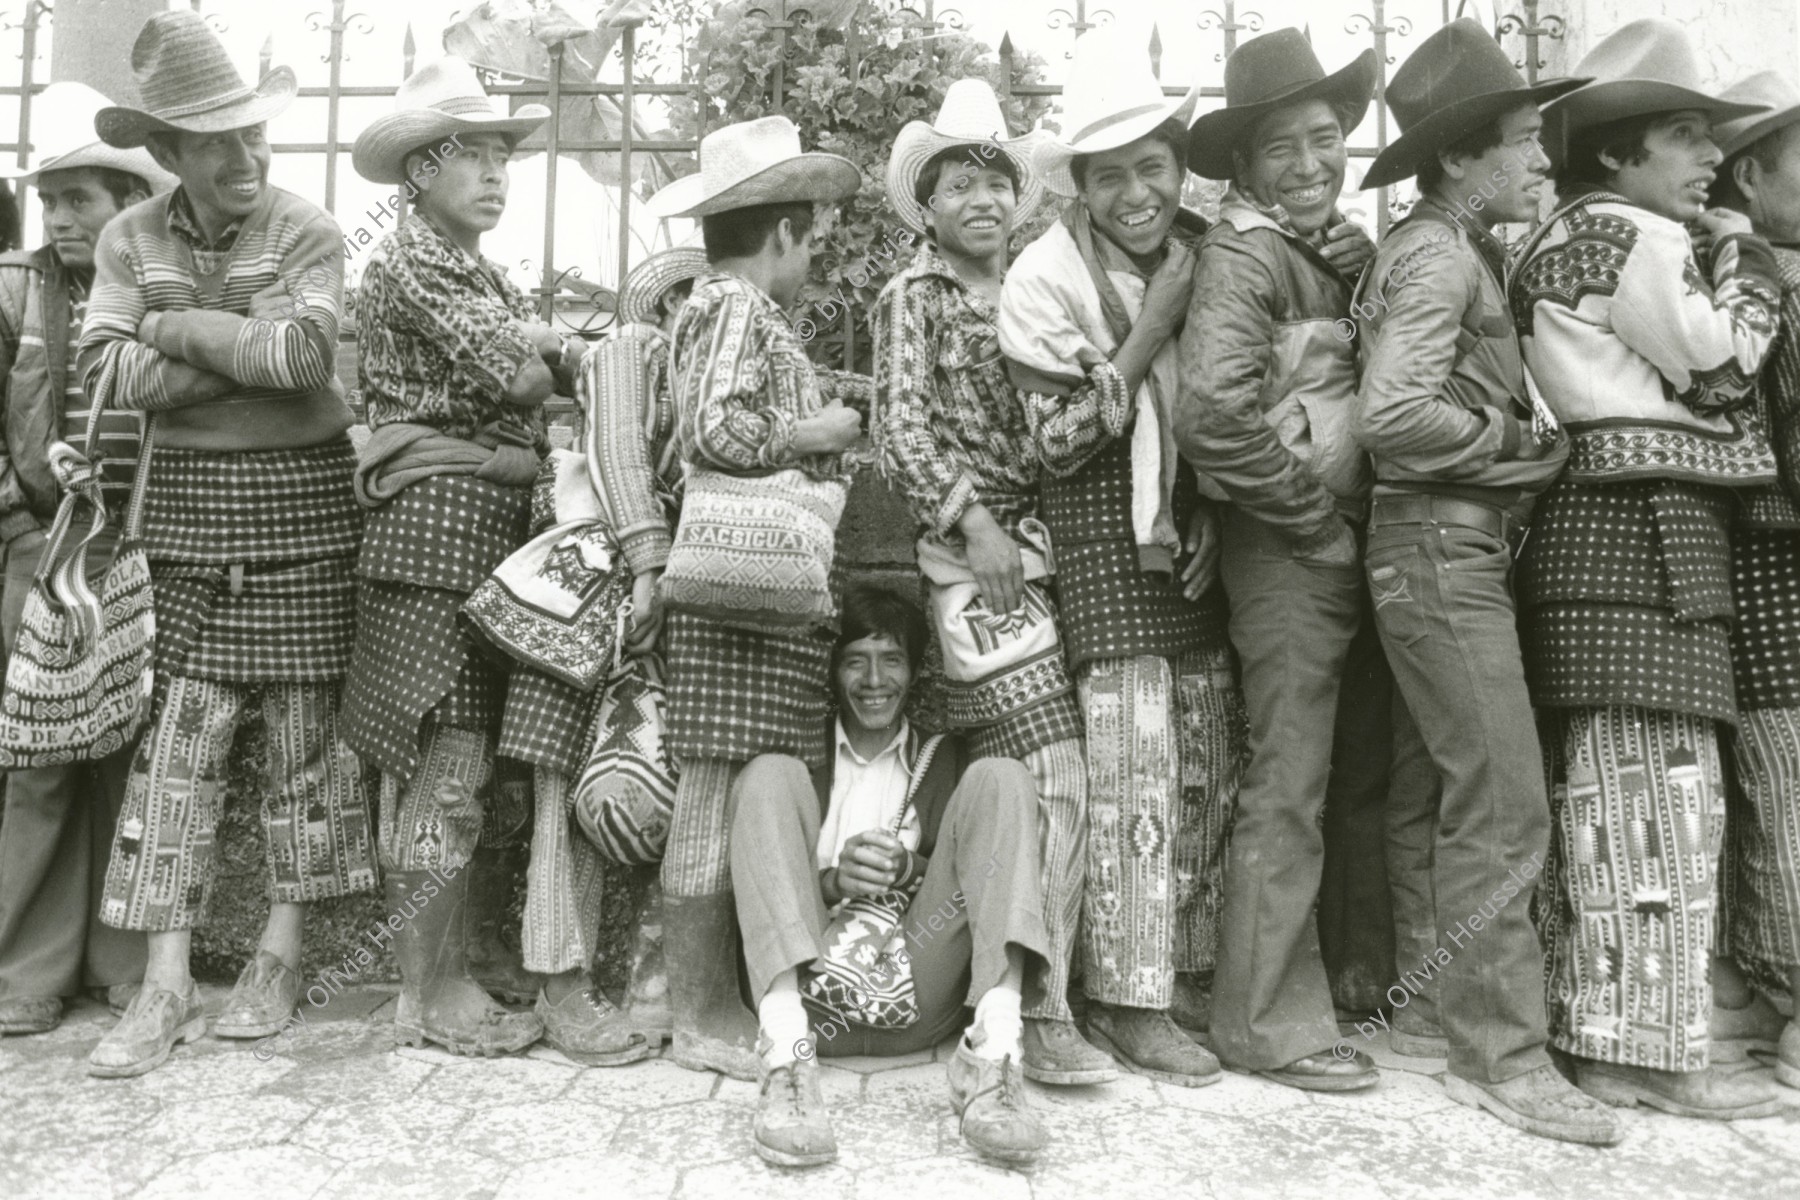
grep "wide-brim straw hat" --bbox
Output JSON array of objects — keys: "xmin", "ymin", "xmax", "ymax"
[
  {"xmin": 1362, "ymin": 20, "xmax": 1588, "ymax": 190},
  {"xmin": 95, "ymin": 10, "xmax": 297, "ymax": 149},
  {"xmin": 353, "ymin": 57, "xmax": 551, "ymax": 186},
  {"xmin": 1188, "ymin": 28, "xmax": 1377, "ymax": 181},
  {"xmin": 1712, "ymin": 70, "xmax": 1800, "ymax": 160},
  {"xmin": 886, "ymin": 79, "xmax": 1047, "ymax": 235},
  {"xmin": 0, "ymin": 82, "xmax": 175, "ymax": 188},
  {"xmin": 1036, "ymin": 27, "xmax": 1202, "ymax": 199},
  {"xmin": 617, "ymin": 246, "xmax": 709, "ymax": 325},
  {"xmin": 645, "ymin": 116, "xmax": 861, "ymax": 219},
  {"xmin": 1543, "ymin": 17, "xmax": 1768, "ymax": 152}
]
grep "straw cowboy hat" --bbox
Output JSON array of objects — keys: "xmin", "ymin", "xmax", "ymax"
[
  {"xmin": 1712, "ymin": 71, "xmax": 1800, "ymax": 160},
  {"xmin": 0, "ymin": 82, "xmax": 174, "ymax": 188},
  {"xmin": 1362, "ymin": 20, "xmax": 1587, "ymax": 190},
  {"xmin": 1542, "ymin": 17, "xmax": 1768, "ymax": 148},
  {"xmin": 95, "ymin": 10, "xmax": 298, "ymax": 149},
  {"xmin": 885, "ymin": 79, "xmax": 1047, "ymax": 234},
  {"xmin": 617, "ymin": 246, "xmax": 709, "ymax": 325},
  {"xmin": 1187, "ymin": 28, "xmax": 1377, "ymax": 182},
  {"xmin": 1035, "ymin": 27, "xmax": 1203, "ymax": 199},
  {"xmin": 643, "ymin": 115, "xmax": 860, "ymax": 219},
  {"xmin": 353, "ymin": 57, "xmax": 551, "ymax": 186}
]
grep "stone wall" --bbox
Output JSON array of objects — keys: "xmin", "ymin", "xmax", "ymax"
[{"xmin": 1539, "ymin": 0, "xmax": 1798, "ymax": 84}]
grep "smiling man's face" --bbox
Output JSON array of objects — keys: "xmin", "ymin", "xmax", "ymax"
[
  {"xmin": 1237, "ymin": 98, "xmax": 1347, "ymax": 236},
  {"xmin": 834, "ymin": 633, "xmax": 912, "ymax": 739},
  {"xmin": 1076, "ymin": 134, "xmax": 1184, "ymax": 260}
]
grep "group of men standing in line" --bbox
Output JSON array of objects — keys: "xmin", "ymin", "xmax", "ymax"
[{"xmin": 0, "ymin": 6, "xmax": 1798, "ymax": 1172}]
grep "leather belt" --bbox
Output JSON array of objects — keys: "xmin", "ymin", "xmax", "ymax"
[{"xmin": 1368, "ymin": 493, "xmax": 1525, "ymax": 553}]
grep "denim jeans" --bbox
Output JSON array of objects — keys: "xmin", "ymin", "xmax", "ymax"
[{"xmin": 1364, "ymin": 517, "xmax": 1554, "ymax": 1084}]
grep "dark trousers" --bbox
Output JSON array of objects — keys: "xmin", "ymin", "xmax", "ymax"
[
  {"xmin": 730, "ymin": 754, "xmax": 1050, "ymax": 1057},
  {"xmin": 1365, "ymin": 518, "xmax": 1554, "ymax": 1084},
  {"xmin": 0, "ymin": 530, "xmax": 145, "ymax": 1000}
]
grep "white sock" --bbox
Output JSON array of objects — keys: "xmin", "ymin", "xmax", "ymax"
[
  {"xmin": 969, "ymin": 986, "xmax": 1024, "ymax": 1062},
  {"xmin": 758, "ymin": 989, "xmax": 812, "ymax": 1068}
]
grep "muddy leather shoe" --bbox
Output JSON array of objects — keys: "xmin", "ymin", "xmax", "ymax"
[
  {"xmin": 1250, "ymin": 1048, "xmax": 1379, "ymax": 1092},
  {"xmin": 215, "ymin": 951, "xmax": 303, "ymax": 1039},
  {"xmin": 1445, "ymin": 1064, "xmax": 1623, "ymax": 1145},
  {"xmin": 1169, "ymin": 971, "xmax": 1213, "ymax": 1035},
  {"xmin": 536, "ymin": 983, "xmax": 654, "ymax": 1067},
  {"xmin": 96, "ymin": 984, "xmax": 141, "ymax": 1018},
  {"xmin": 1389, "ymin": 1010, "xmax": 1449, "ymax": 1058},
  {"xmin": 754, "ymin": 1050, "xmax": 837, "ymax": 1168},
  {"xmin": 1086, "ymin": 1003, "xmax": 1221, "ymax": 1087},
  {"xmin": 0, "ymin": 995, "xmax": 61, "ymax": 1035},
  {"xmin": 88, "ymin": 981, "xmax": 207, "ymax": 1078},
  {"xmin": 1577, "ymin": 1059, "xmax": 1783, "ymax": 1119},
  {"xmin": 1710, "ymin": 992, "xmax": 1787, "ymax": 1057},
  {"xmin": 949, "ymin": 1036, "xmax": 1050, "ymax": 1165},
  {"xmin": 1022, "ymin": 1017, "xmax": 1118, "ymax": 1085}
]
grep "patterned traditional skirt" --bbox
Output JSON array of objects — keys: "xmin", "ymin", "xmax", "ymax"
[
  {"xmin": 1728, "ymin": 706, "xmax": 1800, "ymax": 971},
  {"xmin": 498, "ymin": 667, "xmax": 594, "ymax": 774},
  {"xmin": 1536, "ymin": 705, "xmax": 1726, "ymax": 1072},
  {"xmin": 663, "ymin": 611, "xmax": 833, "ymax": 768}
]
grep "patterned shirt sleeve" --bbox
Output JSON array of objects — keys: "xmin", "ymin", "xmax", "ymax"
[
  {"xmin": 874, "ymin": 276, "xmax": 979, "ymax": 536},
  {"xmin": 674, "ymin": 285, "xmax": 797, "ymax": 471},
  {"xmin": 1610, "ymin": 223, "xmax": 1780, "ymax": 414},
  {"xmin": 582, "ymin": 331, "xmax": 673, "ymax": 575}
]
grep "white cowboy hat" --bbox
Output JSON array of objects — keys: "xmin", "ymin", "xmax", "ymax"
[
  {"xmin": 1543, "ymin": 17, "xmax": 1767, "ymax": 147},
  {"xmin": 0, "ymin": 82, "xmax": 174, "ymax": 188},
  {"xmin": 885, "ymin": 79, "xmax": 1047, "ymax": 235},
  {"xmin": 644, "ymin": 115, "xmax": 861, "ymax": 219},
  {"xmin": 95, "ymin": 11, "xmax": 298, "ymax": 149},
  {"xmin": 1035, "ymin": 27, "xmax": 1204, "ymax": 198},
  {"xmin": 352, "ymin": 57, "xmax": 551, "ymax": 186},
  {"xmin": 1711, "ymin": 71, "xmax": 1800, "ymax": 160}
]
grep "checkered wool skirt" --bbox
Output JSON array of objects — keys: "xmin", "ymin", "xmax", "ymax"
[{"xmin": 663, "ymin": 611, "xmax": 833, "ymax": 768}]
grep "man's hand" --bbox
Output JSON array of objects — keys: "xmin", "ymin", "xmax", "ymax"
[
  {"xmin": 791, "ymin": 399, "xmax": 863, "ymax": 455},
  {"xmin": 1141, "ymin": 240, "xmax": 1198, "ymax": 336},
  {"xmin": 1179, "ymin": 505, "xmax": 1221, "ymax": 600},
  {"xmin": 1319, "ymin": 220, "xmax": 1376, "ymax": 275},
  {"xmin": 1694, "ymin": 208, "xmax": 1754, "ymax": 241},
  {"xmin": 959, "ymin": 505, "xmax": 1024, "ymax": 615},
  {"xmin": 1298, "ymin": 517, "xmax": 1359, "ymax": 567},
  {"xmin": 834, "ymin": 830, "xmax": 907, "ymax": 897},
  {"xmin": 623, "ymin": 569, "xmax": 665, "ymax": 656},
  {"xmin": 516, "ymin": 320, "xmax": 565, "ymax": 361},
  {"xmin": 248, "ymin": 280, "xmax": 300, "ymax": 321}
]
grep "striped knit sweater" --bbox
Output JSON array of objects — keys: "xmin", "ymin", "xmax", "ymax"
[{"xmin": 77, "ymin": 185, "xmax": 353, "ymax": 452}]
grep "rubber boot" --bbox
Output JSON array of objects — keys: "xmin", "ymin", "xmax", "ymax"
[
  {"xmin": 664, "ymin": 891, "xmax": 760, "ymax": 1081},
  {"xmin": 388, "ymin": 867, "xmax": 544, "ymax": 1056},
  {"xmin": 465, "ymin": 843, "xmax": 544, "ymax": 1005},
  {"xmin": 621, "ymin": 879, "xmax": 673, "ymax": 1044}
]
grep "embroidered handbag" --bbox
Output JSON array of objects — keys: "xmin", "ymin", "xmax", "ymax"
[
  {"xmin": 0, "ymin": 379, "xmax": 156, "ymax": 769},
  {"xmin": 658, "ymin": 466, "xmax": 846, "ymax": 634},
  {"xmin": 572, "ymin": 636, "xmax": 678, "ymax": 866},
  {"xmin": 799, "ymin": 736, "xmax": 942, "ymax": 1030}
]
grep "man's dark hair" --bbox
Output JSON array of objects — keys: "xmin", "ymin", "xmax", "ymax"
[
  {"xmin": 1710, "ymin": 121, "xmax": 1800, "ymax": 210},
  {"xmin": 834, "ymin": 583, "xmax": 929, "ymax": 677},
  {"xmin": 1071, "ymin": 117, "xmax": 1187, "ymax": 192},
  {"xmin": 1416, "ymin": 114, "xmax": 1510, "ymax": 198},
  {"xmin": 1554, "ymin": 111, "xmax": 1658, "ymax": 190},
  {"xmin": 912, "ymin": 144, "xmax": 1021, "ymax": 225},
  {"xmin": 701, "ymin": 200, "xmax": 815, "ymax": 261},
  {"xmin": 91, "ymin": 167, "xmax": 151, "ymax": 208}
]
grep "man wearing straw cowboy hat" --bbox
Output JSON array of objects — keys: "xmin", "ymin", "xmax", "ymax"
[
  {"xmin": 638, "ymin": 114, "xmax": 865, "ymax": 1103},
  {"xmin": 1512, "ymin": 16, "xmax": 1783, "ymax": 1119},
  {"xmin": 344, "ymin": 54, "xmax": 583, "ymax": 1059},
  {"xmin": 0, "ymin": 81, "xmax": 172, "ymax": 1040},
  {"xmin": 1349, "ymin": 20, "xmax": 1623, "ymax": 1144},
  {"xmin": 1709, "ymin": 67, "xmax": 1800, "ymax": 1095},
  {"xmin": 1177, "ymin": 25, "xmax": 1401, "ymax": 1095},
  {"xmin": 997, "ymin": 27, "xmax": 1243, "ymax": 1088},
  {"xmin": 873, "ymin": 78, "xmax": 1114, "ymax": 1087},
  {"xmin": 78, "ymin": 9, "xmax": 378, "ymax": 1078}
]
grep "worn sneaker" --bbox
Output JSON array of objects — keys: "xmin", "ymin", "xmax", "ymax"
[
  {"xmin": 88, "ymin": 981, "xmax": 207, "ymax": 1078},
  {"xmin": 535, "ymin": 984, "xmax": 653, "ymax": 1067},
  {"xmin": 1445, "ymin": 1064, "xmax": 1623, "ymax": 1146},
  {"xmin": 1022, "ymin": 1017, "xmax": 1118, "ymax": 1085},
  {"xmin": 1086, "ymin": 1003, "xmax": 1222, "ymax": 1087},
  {"xmin": 753, "ymin": 1047, "xmax": 837, "ymax": 1168},
  {"xmin": 214, "ymin": 951, "xmax": 303, "ymax": 1039},
  {"xmin": 948, "ymin": 1035, "xmax": 1050, "ymax": 1165},
  {"xmin": 0, "ymin": 995, "xmax": 62, "ymax": 1035},
  {"xmin": 1576, "ymin": 1059, "xmax": 1783, "ymax": 1120}
]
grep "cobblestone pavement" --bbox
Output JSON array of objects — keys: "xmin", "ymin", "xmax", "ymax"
[{"xmin": 1, "ymin": 985, "xmax": 1795, "ymax": 1199}]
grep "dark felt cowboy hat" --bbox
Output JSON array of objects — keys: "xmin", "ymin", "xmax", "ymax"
[
  {"xmin": 95, "ymin": 10, "xmax": 298, "ymax": 149},
  {"xmin": 1188, "ymin": 28, "xmax": 1377, "ymax": 181},
  {"xmin": 1361, "ymin": 20, "xmax": 1588, "ymax": 190}
]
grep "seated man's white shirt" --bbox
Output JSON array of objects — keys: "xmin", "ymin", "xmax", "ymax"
[{"xmin": 815, "ymin": 719, "xmax": 923, "ymax": 870}]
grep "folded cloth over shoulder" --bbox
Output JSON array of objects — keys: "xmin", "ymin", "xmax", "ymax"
[{"xmin": 353, "ymin": 416, "xmax": 542, "ymax": 507}]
